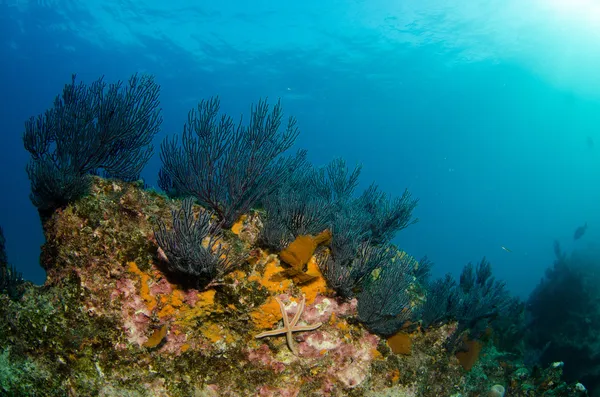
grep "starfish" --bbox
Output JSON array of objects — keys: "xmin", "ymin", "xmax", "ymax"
[{"xmin": 255, "ymin": 294, "xmax": 322, "ymax": 355}]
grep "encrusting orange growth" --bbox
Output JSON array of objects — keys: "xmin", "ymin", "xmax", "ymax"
[
  {"xmin": 245, "ymin": 231, "xmax": 334, "ymax": 329},
  {"xmin": 279, "ymin": 229, "xmax": 332, "ymax": 270},
  {"xmin": 200, "ymin": 322, "xmax": 235, "ymax": 344},
  {"xmin": 158, "ymin": 305, "xmax": 176, "ymax": 318},
  {"xmin": 250, "ymin": 296, "xmax": 285, "ymax": 330},
  {"xmin": 371, "ymin": 347, "xmax": 383, "ymax": 360},
  {"xmin": 143, "ymin": 324, "xmax": 168, "ymax": 348},
  {"xmin": 158, "ymin": 289, "xmax": 186, "ymax": 319},
  {"xmin": 456, "ymin": 338, "xmax": 482, "ymax": 371},
  {"xmin": 171, "ymin": 289, "xmax": 185, "ymax": 307},
  {"xmin": 387, "ymin": 331, "xmax": 412, "ymax": 355},
  {"xmin": 230, "ymin": 269, "xmax": 247, "ymax": 280},
  {"xmin": 247, "ymin": 232, "xmax": 331, "ymax": 302},
  {"xmin": 201, "ymin": 323, "xmax": 225, "ymax": 343},
  {"xmin": 389, "ymin": 369, "xmax": 401, "ymax": 384},
  {"xmin": 275, "ymin": 229, "xmax": 332, "ymax": 285},
  {"xmin": 335, "ymin": 320, "xmax": 349, "ymax": 332},
  {"xmin": 127, "ymin": 260, "xmax": 216, "ymax": 325},
  {"xmin": 298, "ymin": 256, "xmax": 329, "ymax": 304},
  {"xmin": 248, "ymin": 254, "xmax": 292, "ymax": 294},
  {"xmin": 196, "ymin": 289, "xmax": 216, "ymax": 307},
  {"xmin": 329, "ymin": 312, "xmax": 337, "ymax": 324},
  {"xmin": 230, "ymin": 215, "xmax": 247, "ymax": 235},
  {"xmin": 173, "ymin": 289, "xmax": 218, "ymax": 327},
  {"xmin": 127, "ymin": 261, "xmax": 157, "ymax": 312}
]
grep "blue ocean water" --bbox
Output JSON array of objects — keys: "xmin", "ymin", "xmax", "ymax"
[{"xmin": 1, "ymin": 0, "xmax": 599, "ymax": 299}]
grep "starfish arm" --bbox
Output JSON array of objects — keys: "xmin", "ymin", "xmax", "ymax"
[
  {"xmin": 289, "ymin": 295, "xmax": 305, "ymax": 327},
  {"xmin": 275, "ymin": 297, "xmax": 290, "ymax": 329},
  {"xmin": 253, "ymin": 295, "xmax": 321, "ymax": 355},
  {"xmin": 255, "ymin": 329, "xmax": 286, "ymax": 338},
  {"xmin": 286, "ymin": 328, "xmax": 297, "ymax": 355},
  {"xmin": 292, "ymin": 322, "xmax": 323, "ymax": 332}
]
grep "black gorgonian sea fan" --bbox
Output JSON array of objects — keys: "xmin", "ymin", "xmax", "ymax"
[
  {"xmin": 158, "ymin": 96, "xmax": 306, "ymax": 229},
  {"xmin": 23, "ymin": 74, "xmax": 162, "ymax": 217},
  {"xmin": 420, "ymin": 257, "xmax": 512, "ymax": 345},
  {"xmin": 257, "ymin": 161, "xmax": 335, "ymax": 252},
  {"xmin": 351, "ymin": 183, "xmax": 419, "ymax": 245},
  {"xmin": 155, "ymin": 198, "xmax": 232, "ymax": 290},
  {"xmin": 319, "ymin": 241, "xmax": 397, "ymax": 300},
  {"xmin": 356, "ymin": 249, "xmax": 420, "ymax": 336}
]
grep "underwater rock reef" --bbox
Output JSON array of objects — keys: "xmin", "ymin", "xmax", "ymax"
[
  {"xmin": 0, "ymin": 177, "xmax": 588, "ymax": 396},
  {"xmin": 1, "ymin": 73, "xmax": 591, "ymax": 396}
]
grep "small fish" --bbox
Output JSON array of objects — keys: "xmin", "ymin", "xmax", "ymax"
[
  {"xmin": 574, "ymin": 223, "xmax": 588, "ymax": 240},
  {"xmin": 501, "ymin": 246, "xmax": 512, "ymax": 253}
]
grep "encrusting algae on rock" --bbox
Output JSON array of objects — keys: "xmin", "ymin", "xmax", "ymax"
[{"xmin": 0, "ymin": 177, "xmax": 587, "ymax": 396}]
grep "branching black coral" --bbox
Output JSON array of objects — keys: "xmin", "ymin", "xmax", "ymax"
[
  {"xmin": 357, "ymin": 250, "xmax": 421, "ymax": 336},
  {"xmin": 419, "ymin": 274, "xmax": 458, "ymax": 328},
  {"xmin": 258, "ymin": 156, "xmax": 420, "ymax": 303},
  {"xmin": 155, "ymin": 198, "xmax": 231, "ymax": 290},
  {"xmin": 159, "ymin": 97, "xmax": 306, "ymax": 229},
  {"xmin": 455, "ymin": 259, "xmax": 512, "ymax": 333},
  {"xmin": 312, "ymin": 158, "xmax": 361, "ymax": 205},
  {"xmin": 258, "ymin": 162, "xmax": 334, "ymax": 251},
  {"xmin": 23, "ymin": 74, "xmax": 162, "ymax": 215},
  {"xmin": 353, "ymin": 184, "xmax": 419, "ymax": 245},
  {"xmin": 316, "ymin": 161, "xmax": 419, "ymax": 297},
  {"xmin": 319, "ymin": 241, "xmax": 396, "ymax": 299},
  {"xmin": 421, "ymin": 258, "xmax": 512, "ymax": 341}
]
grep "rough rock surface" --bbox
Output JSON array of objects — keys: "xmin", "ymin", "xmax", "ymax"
[{"xmin": 0, "ymin": 177, "xmax": 586, "ymax": 396}]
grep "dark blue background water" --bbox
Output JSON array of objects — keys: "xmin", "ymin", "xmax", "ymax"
[{"xmin": 1, "ymin": 0, "xmax": 599, "ymax": 297}]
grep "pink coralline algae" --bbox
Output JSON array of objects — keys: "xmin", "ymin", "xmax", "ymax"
[
  {"xmin": 149, "ymin": 277, "xmax": 174, "ymax": 296},
  {"xmin": 246, "ymin": 344, "xmax": 287, "ymax": 373},
  {"xmin": 112, "ymin": 276, "xmax": 153, "ymax": 347},
  {"xmin": 328, "ymin": 339, "xmax": 379, "ymax": 389}
]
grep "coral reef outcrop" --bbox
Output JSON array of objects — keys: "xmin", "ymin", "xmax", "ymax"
[{"xmin": 0, "ymin": 178, "xmax": 586, "ymax": 396}]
